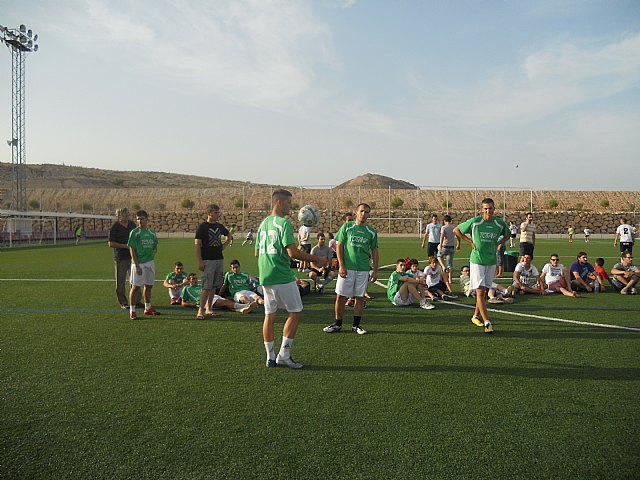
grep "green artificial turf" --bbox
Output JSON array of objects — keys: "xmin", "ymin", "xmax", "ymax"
[{"xmin": 1, "ymin": 237, "xmax": 639, "ymax": 479}]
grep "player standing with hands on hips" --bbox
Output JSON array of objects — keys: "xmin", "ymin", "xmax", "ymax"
[
  {"xmin": 323, "ymin": 203, "xmax": 379, "ymax": 335},
  {"xmin": 454, "ymin": 198, "xmax": 508, "ymax": 334},
  {"xmin": 257, "ymin": 189, "xmax": 329, "ymax": 369}
]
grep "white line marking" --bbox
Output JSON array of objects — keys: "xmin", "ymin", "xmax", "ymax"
[{"xmin": 437, "ymin": 300, "xmax": 640, "ymax": 332}]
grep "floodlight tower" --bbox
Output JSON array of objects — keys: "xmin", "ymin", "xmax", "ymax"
[{"xmin": 1, "ymin": 23, "xmax": 39, "ymax": 211}]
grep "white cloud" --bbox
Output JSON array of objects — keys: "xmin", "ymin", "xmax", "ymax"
[
  {"xmin": 60, "ymin": 0, "xmax": 337, "ymax": 110},
  {"xmin": 410, "ymin": 32, "xmax": 640, "ymax": 128}
]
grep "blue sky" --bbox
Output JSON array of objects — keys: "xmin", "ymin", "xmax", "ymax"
[{"xmin": 1, "ymin": 0, "xmax": 639, "ymax": 189}]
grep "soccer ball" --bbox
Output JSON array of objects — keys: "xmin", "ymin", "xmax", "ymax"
[{"xmin": 298, "ymin": 205, "xmax": 319, "ymax": 227}]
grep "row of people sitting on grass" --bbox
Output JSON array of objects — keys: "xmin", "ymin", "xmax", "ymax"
[
  {"xmin": 162, "ymin": 259, "xmax": 264, "ymax": 317},
  {"xmin": 386, "ymin": 257, "xmax": 458, "ymax": 310},
  {"xmin": 505, "ymin": 252, "xmax": 639, "ymax": 297}
]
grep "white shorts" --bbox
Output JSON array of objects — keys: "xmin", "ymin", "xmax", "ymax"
[
  {"xmin": 168, "ymin": 286, "xmax": 183, "ymax": 299},
  {"xmin": 335, "ymin": 270, "xmax": 369, "ymax": 298},
  {"xmin": 234, "ymin": 290, "xmax": 258, "ymax": 302},
  {"xmin": 470, "ymin": 263, "xmax": 495, "ymax": 290},
  {"xmin": 263, "ymin": 282, "xmax": 303, "ymax": 315},
  {"xmin": 130, "ymin": 260, "xmax": 155, "ymax": 287},
  {"xmin": 392, "ymin": 291, "xmax": 413, "ymax": 306}
]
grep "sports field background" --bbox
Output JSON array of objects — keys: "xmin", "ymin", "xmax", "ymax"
[{"xmin": 1, "ymin": 237, "xmax": 639, "ymax": 479}]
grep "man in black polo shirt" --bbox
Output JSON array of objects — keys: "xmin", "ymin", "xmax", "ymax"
[
  {"xmin": 108, "ymin": 207, "xmax": 137, "ymax": 309},
  {"xmin": 194, "ymin": 204, "xmax": 231, "ymax": 319}
]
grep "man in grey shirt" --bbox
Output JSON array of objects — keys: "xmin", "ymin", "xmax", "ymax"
[
  {"xmin": 309, "ymin": 232, "xmax": 336, "ymax": 293},
  {"xmin": 438, "ymin": 214, "xmax": 460, "ymax": 284}
]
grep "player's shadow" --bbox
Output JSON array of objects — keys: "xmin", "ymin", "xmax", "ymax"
[{"xmin": 304, "ymin": 362, "xmax": 640, "ymax": 381}]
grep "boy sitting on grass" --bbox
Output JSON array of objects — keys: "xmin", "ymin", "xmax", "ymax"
[
  {"xmin": 163, "ymin": 261, "xmax": 189, "ymax": 305},
  {"xmin": 182, "ymin": 273, "xmax": 257, "ymax": 319}
]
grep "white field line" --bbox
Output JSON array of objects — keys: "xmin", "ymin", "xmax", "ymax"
[{"xmin": 374, "ymin": 267, "xmax": 640, "ymax": 333}]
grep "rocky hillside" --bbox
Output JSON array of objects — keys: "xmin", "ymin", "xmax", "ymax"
[{"xmin": 0, "ymin": 164, "xmax": 637, "ymax": 215}]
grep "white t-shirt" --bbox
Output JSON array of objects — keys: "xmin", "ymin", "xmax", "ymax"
[
  {"xmin": 514, "ymin": 262, "xmax": 539, "ymax": 285},
  {"xmin": 541, "ymin": 263, "xmax": 565, "ymax": 285},
  {"xmin": 426, "ymin": 223, "xmax": 442, "ymax": 243},
  {"xmin": 584, "ymin": 228, "xmax": 591, "ymax": 236},
  {"xmin": 616, "ymin": 224, "xmax": 634, "ymax": 243},
  {"xmin": 423, "ymin": 264, "xmax": 443, "ymax": 287},
  {"xmin": 298, "ymin": 225, "xmax": 311, "ymax": 245},
  {"xmin": 509, "ymin": 224, "xmax": 519, "ymax": 236}
]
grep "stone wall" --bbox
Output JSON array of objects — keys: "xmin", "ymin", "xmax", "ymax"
[{"xmin": 49, "ymin": 209, "xmax": 635, "ymax": 235}]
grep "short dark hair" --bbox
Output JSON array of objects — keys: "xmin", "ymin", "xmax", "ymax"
[
  {"xmin": 230, "ymin": 259, "xmax": 240, "ymax": 266},
  {"xmin": 444, "ymin": 214, "xmax": 452, "ymax": 222},
  {"xmin": 207, "ymin": 204, "xmax": 220, "ymax": 213},
  {"xmin": 136, "ymin": 210, "xmax": 148, "ymax": 218},
  {"xmin": 595, "ymin": 257, "xmax": 605, "ymax": 267},
  {"xmin": 481, "ymin": 198, "xmax": 494, "ymax": 206},
  {"xmin": 272, "ymin": 189, "xmax": 292, "ymax": 202},
  {"xmin": 356, "ymin": 203, "xmax": 371, "ymax": 212},
  {"xmin": 174, "ymin": 261, "xmax": 183, "ymax": 267},
  {"xmin": 577, "ymin": 251, "xmax": 588, "ymax": 259},
  {"xmin": 409, "ymin": 258, "xmax": 419, "ymax": 266},
  {"xmin": 526, "ymin": 212, "xmax": 533, "ymax": 217},
  {"xmin": 317, "ymin": 232, "xmax": 325, "ymax": 239},
  {"xmin": 396, "ymin": 258, "xmax": 406, "ymax": 265}
]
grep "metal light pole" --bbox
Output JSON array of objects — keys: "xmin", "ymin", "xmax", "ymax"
[{"xmin": 1, "ymin": 23, "xmax": 39, "ymax": 211}]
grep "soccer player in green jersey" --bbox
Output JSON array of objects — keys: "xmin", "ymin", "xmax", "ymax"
[
  {"xmin": 323, "ymin": 203, "xmax": 379, "ymax": 335},
  {"xmin": 223, "ymin": 259, "xmax": 264, "ymax": 306},
  {"xmin": 256, "ymin": 189, "xmax": 329, "ymax": 369},
  {"xmin": 454, "ymin": 198, "xmax": 508, "ymax": 333},
  {"xmin": 182, "ymin": 273, "xmax": 257, "ymax": 315},
  {"xmin": 127, "ymin": 210, "xmax": 160, "ymax": 319},
  {"xmin": 163, "ymin": 261, "xmax": 189, "ymax": 305}
]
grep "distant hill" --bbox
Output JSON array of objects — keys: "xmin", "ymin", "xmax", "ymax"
[
  {"xmin": 335, "ymin": 173, "xmax": 417, "ymax": 190},
  {"xmin": 0, "ymin": 163, "xmax": 261, "ymax": 189},
  {"xmin": 0, "ymin": 164, "xmax": 411, "ymax": 190}
]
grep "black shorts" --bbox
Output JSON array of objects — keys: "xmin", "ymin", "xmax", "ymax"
[
  {"xmin": 520, "ymin": 242, "xmax": 534, "ymax": 258},
  {"xmin": 427, "ymin": 242, "xmax": 439, "ymax": 258},
  {"xmin": 300, "ymin": 244, "xmax": 311, "ymax": 254},
  {"xmin": 427, "ymin": 281, "xmax": 447, "ymax": 295},
  {"xmin": 620, "ymin": 242, "xmax": 634, "ymax": 254}
]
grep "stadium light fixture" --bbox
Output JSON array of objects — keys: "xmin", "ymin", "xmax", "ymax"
[{"xmin": 0, "ymin": 23, "xmax": 39, "ymax": 211}]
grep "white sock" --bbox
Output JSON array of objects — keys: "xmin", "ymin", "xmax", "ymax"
[
  {"xmin": 234, "ymin": 303, "xmax": 245, "ymax": 311},
  {"xmin": 484, "ymin": 320, "xmax": 491, "ymax": 326},
  {"xmin": 145, "ymin": 303, "xmax": 151, "ymax": 309},
  {"xmin": 278, "ymin": 337, "xmax": 294, "ymax": 359},
  {"xmin": 264, "ymin": 341, "xmax": 275, "ymax": 361},
  {"xmin": 130, "ymin": 305, "xmax": 135, "ymax": 313}
]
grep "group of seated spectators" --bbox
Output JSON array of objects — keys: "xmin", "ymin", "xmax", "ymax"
[{"xmin": 508, "ymin": 251, "xmax": 639, "ymax": 297}]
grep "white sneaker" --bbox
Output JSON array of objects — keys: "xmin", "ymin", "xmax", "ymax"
[
  {"xmin": 420, "ymin": 298, "xmax": 435, "ymax": 310},
  {"xmin": 275, "ymin": 355, "xmax": 303, "ymax": 369},
  {"xmin": 352, "ymin": 325, "xmax": 367, "ymax": 335},
  {"xmin": 323, "ymin": 323, "xmax": 342, "ymax": 333},
  {"xmin": 240, "ymin": 301, "xmax": 258, "ymax": 314}
]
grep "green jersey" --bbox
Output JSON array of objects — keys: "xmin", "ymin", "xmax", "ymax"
[
  {"xmin": 165, "ymin": 271, "xmax": 188, "ymax": 285},
  {"xmin": 387, "ymin": 270, "xmax": 404, "ymax": 302},
  {"xmin": 256, "ymin": 215, "xmax": 297, "ymax": 286},
  {"xmin": 457, "ymin": 215, "xmax": 507, "ymax": 266},
  {"xmin": 182, "ymin": 284, "xmax": 202, "ymax": 306},
  {"xmin": 224, "ymin": 271, "xmax": 252, "ymax": 295},
  {"xmin": 128, "ymin": 227, "xmax": 158, "ymax": 264},
  {"xmin": 335, "ymin": 221, "xmax": 378, "ymax": 271}
]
